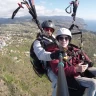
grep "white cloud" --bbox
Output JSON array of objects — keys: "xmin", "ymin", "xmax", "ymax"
[
  {"xmin": 40, "ymin": 1, "xmax": 46, "ymax": 5},
  {"xmin": 0, "ymin": 0, "xmax": 68, "ymax": 18},
  {"xmin": 36, "ymin": 6, "xmax": 68, "ymax": 16},
  {"xmin": 0, "ymin": 0, "xmax": 96, "ymax": 20},
  {"xmin": 0, "ymin": 0, "xmax": 25, "ymax": 18}
]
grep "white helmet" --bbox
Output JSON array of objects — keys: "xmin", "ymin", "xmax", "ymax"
[{"xmin": 56, "ymin": 28, "xmax": 72, "ymax": 38}]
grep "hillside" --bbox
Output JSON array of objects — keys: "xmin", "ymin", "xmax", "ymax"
[
  {"xmin": 0, "ymin": 21, "xmax": 96, "ymax": 96},
  {"xmin": 0, "ymin": 16, "xmax": 85, "ymax": 28}
]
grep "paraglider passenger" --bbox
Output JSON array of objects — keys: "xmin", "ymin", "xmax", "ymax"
[{"xmin": 47, "ymin": 28, "xmax": 96, "ymax": 96}]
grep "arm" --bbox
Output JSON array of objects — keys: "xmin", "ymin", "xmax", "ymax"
[
  {"xmin": 52, "ymin": 63, "xmax": 79, "ymax": 76},
  {"xmin": 33, "ymin": 40, "xmax": 52, "ymax": 61},
  {"xmin": 82, "ymin": 51, "xmax": 92, "ymax": 62},
  {"xmin": 64, "ymin": 65, "xmax": 79, "ymax": 77},
  {"xmin": 64, "ymin": 62, "xmax": 88, "ymax": 77},
  {"xmin": 50, "ymin": 60, "xmax": 79, "ymax": 76},
  {"xmin": 82, "ymin": 51, "xmax": 93, "ymax": 67},
  {"xmin": 63, "ymin": 51, "xmax": 89, "ymax": 77}
]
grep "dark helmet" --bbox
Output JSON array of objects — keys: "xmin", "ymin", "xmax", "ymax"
[{"xmin": 41, "ymin": 20, "xmax": 55, "ymax": 32}]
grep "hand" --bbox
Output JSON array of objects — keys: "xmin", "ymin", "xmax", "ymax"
[
  {"xmin": 88, "ymin": 62, "xmax": 93, "ymax": 67},
  {"xmin": 83, "ymin": 61, "xmax": 93, "ymax": 67},
  {"xmin": 84, "ymin": 61, "xmax": 93, "ymax": 67},
  {"xmin": 75, "ymin": 62, "xmax": 88, "ymax": 73},
  {"xmin": 50, "ymin": 50, "xmax": 63, "ymax": 59}
]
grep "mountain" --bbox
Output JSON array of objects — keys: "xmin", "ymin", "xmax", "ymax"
[
  {"xmin": 0, "ymin": 16, "xmax": 87, "ymax": 35},
  {"xmin": 0, "ymin": 17, "xmax": 96, "ymax": 96},
  {"xmin": 0, "ymin": 16, "xmax": 85, "ymax": 29},
  {"xmin": 0, "ymin": 17, "xmax": 32, "ymax": 24},
  {"xmin": 0, "ymin": 16, "xmax": 84, "ymax": 23}
]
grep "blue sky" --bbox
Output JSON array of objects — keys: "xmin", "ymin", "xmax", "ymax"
[
  {"xmin": 35, "ymin": 0, "xmax": 96, "ymax": 20},
  {"xmin": 0, "ymin": 0, "xmax": 96, "ymax": 20}
]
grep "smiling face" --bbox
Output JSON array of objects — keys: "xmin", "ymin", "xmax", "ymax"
[{"xmin": 58, "ymin": 35, "xmax": 70, "ymax": 48}]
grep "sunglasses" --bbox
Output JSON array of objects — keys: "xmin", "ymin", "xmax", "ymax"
[
  {"xmin": 59, "ymin": 36, "xmax": 69, "ymax": 41},
  {"xmin": 44, "ymin": 28, "xmax": 54, "ymax": 33}
]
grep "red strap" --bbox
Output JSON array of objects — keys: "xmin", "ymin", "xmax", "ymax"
[{"xmin": 18, "ymin": 3, "xmax": 24, "ymax": 8}]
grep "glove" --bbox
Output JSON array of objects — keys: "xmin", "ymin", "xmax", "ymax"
[
  {"xmin": 50, "ymin": 50, "xmax": 63, "ymax": 59},
  {"xmin": 84, "ymin": 61, "xmax": 94, "ymax": 67},
  {"xmin": 88, "ymin": 62, "xmax": 94, "ymax": 67}
]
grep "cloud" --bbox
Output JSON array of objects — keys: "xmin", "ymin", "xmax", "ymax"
[
  {"xmin": 0, "ymin": 0, "xmax": 96, "ymax": 20},
  {"xmin": 0, "ymin": 0, "xmax": 25, "ymax": 18},
  {"xmin": 0, "ymin": 0, "xmax": 69, "ymax": 18},
  {"xmin": 36, "ymin": 6, "xmax": 68, "ymax": 16},
  {"xmin": 40, "ymin": 1, "xmax": 46, "ymax": 5}
]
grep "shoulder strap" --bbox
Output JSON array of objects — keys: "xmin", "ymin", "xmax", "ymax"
[
  {"xmin": 65, "ymin": 44, "xmax": 81, "ymax": 66},
  {"xmin": 69, "ymin": 43, "xmax": 80, "ymax": 49}
]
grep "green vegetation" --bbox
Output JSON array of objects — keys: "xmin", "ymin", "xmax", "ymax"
[
  {"xmin": 0, "ymin": 22, "xmax": 51, "ymax": 96},
  {"xmin": 3, "ymin": 73, "xmax": 14, "ymax": 83},
  {"xmin": 0, "ymin": 22, "xmax": 96, "ymax": 96}
]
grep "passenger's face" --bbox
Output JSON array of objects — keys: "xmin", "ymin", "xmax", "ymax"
[
  {"xmin": 43, "ymin": 28, "xmax": 54, "ymax": 36},
  {"xmin": 58, "ymin": 35, "xmax": 70, "ymax": 48}
]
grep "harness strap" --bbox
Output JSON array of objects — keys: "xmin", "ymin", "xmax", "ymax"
[
  {"xmin": 36, "ymin": 35, "xmax": 58, "ymax": 69},
  {"xmin": 63, "ymin": 44, "xmax": 83, "ymax": 66}
]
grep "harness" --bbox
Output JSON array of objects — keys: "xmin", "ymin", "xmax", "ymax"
[
  {"xmin": 61, "ymin": 44, "xmax": 91, "ymax": 68},
  {"xmin": 30, "ymin": 34, "xmax": 58, "ymax": 77},
  {"xmin": 39, "ymin": 35, "xmax": 57, "ymax": 68}
]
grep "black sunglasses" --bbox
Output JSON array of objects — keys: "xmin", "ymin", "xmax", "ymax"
[{"xmin": 59, "ymin": 36, "xmax": 69, "ymax": 41}]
